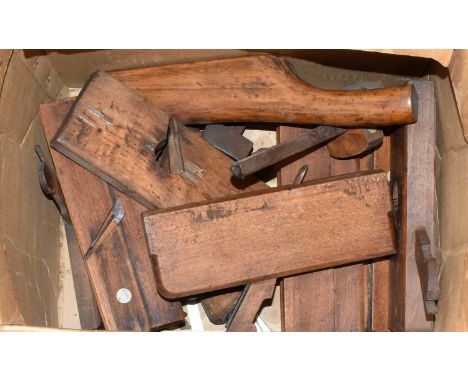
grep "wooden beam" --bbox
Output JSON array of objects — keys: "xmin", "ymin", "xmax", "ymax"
[
  {"xmin": 368, "ymin": 135, "xmax": 392, "ymax": 332},
  {"xmin": 144, "ymin": 171, "xmax": 396, "ymax": 299},
  {"xmin": 389, "ymin": 80, "xmax": 436, "ymax": 331}
]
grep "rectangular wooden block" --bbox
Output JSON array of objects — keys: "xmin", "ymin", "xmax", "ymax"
[
  {"xmin": 39, "ymin": 99, "xmax": 185, "ymax": 331},
  {"xmin": 144, "ymin": 171, "xmax": 396, "ymax": 299}
]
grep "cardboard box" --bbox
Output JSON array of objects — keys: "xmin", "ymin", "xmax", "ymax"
[{"xmin": 0, "ymin": 49, "xmax": 464, "ymax": 331}]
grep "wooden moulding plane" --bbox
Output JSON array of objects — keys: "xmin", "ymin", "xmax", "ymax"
[
  {"xmin": 143, "ymin": 171, "xmax": 396, "ymax": 299},
  {"xmin": 50, "ymin": 72, "xmax": 267, "ymax": 325},
  {"xmin": 50, "ymin": 55, "xmax": 418, "ymax": 326},
  {"xmin": 40, "ymin": 100, "xmax": 185, "ymax": 331}
]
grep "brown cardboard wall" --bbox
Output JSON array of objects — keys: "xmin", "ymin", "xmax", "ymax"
[
  {"xmin": 0, "ymin": 51, "xmax": 64, "ymax": 326},
  {"xmin": 430, "ymin": 62, "xmax": 468, "ymax": 330}
]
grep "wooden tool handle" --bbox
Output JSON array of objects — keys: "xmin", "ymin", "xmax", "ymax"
[{"xmin": 112, "ymin": 55, "xmax": 417, "ymax": 127}]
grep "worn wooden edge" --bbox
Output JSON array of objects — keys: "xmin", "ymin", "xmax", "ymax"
[{"xmin": 143, "ymin": 170, "xmax": 385, "ymax": 220}]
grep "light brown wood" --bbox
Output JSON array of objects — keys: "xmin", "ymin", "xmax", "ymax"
[
  {"xmin": 39, "ymin": 99, "xmax": 185, "ymax": 331},
  {"xmin": 144, "ymin": 171, "xmax": 396, "ymax": 299},
  {"xmin": 110, "ymin": 55, "xmax": 417, "ymax": 127},
  {"xmin": 389, "ymin": 80, "xmax": 436, "ymax": 331}
]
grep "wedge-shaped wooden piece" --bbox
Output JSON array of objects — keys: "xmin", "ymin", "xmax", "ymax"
[
  {"xmin": 110, "ymin": 55, "xmax": 417, "ymax": 127},
  {"xmin": 144, "ymin": 171, "xmax": 396, "ymax": 299},
  {"xmin": 39, "ymin": 99, "xmax": 185, "ymax": 331}
]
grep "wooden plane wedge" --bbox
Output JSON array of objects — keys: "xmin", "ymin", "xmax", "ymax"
[{"xmin": 143, "ymin": 171, "xmax": 396, "ymax": 299}]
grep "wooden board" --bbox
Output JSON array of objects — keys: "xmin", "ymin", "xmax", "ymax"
[
  {"xmin": 64, "ymin": 223, "xmax": 101, "ymax": 329},
  {"xmin": 389, "ymin": 80, "xmax": 436, "ymax": 331},
  {"xmin": 51, "ymin": 71, "xmax": 265, "ymax": 210},
  {"xmin": 39, "ymin": 99, "xmax": 185, "ymax": 331},
  {"xmin": 110, "ymin": 55, "xmax": 417, "ymax": 127},
  {"xmin": 368, "ymin": 135, "xmax": 392, "ymax": 332},
  {"xmin": 144, "ymin": 171, "xmax": 396, "ymax": 299},
  {"xmin": 279, "ymin": 126, "xmax": 369, "ymax": 331}
]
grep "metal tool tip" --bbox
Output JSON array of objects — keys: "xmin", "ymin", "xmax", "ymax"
[{"xmin": 230, "ymin": 163, "xmax": 244, "ymax": 179}]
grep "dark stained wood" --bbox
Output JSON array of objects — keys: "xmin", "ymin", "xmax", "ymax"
[
  {"xmin": 226, "ymin": 279, "xmax": 277, "ymax": 332},
  {"xmin": 52, "ymin": 71, "xmax": 265, "ymax": 210},
  {"xmin": 327, "ymin": 129, "xmax": 384, "ymax": 159},
  {"xmin": 199, "ymin": 289, "xmax": 244, "ymax": 325},
  {"xmin": 39, "ymin": 99, "xmax": 185, "ymax": 331},
  {"xmin": 231, "ymin": 126, "xmax": 345, "ymax": 178},
  {"xmin": 415, "ymin": 228, "xmax": 438, "ymax": 318},
  {"xmin": 144, "ymin": 171, "xmax": 396, "ymax": 299},
  {"xmin": 389, "ymin": 80, "xmax": 436, "ymax": 331},
  {"xmin": 110, "ymin": 55, "xmax": 417, "ymax": 127},
  {"xmin": 85, "ymin": 223, "xmax": 152, "ymax": 330}
]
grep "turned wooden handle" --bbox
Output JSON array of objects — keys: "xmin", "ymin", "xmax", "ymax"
[{"xmin": 112, "ymin": 55, "xmax": 417, "ymax": 127}]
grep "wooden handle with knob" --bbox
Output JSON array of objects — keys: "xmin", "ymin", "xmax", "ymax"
[{"xmin": 111, "ymin": 54, "xmax": 417, "ymax": 127}]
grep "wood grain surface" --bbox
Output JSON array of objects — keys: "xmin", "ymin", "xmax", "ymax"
[
  {"xmin": 50, "ymin": 71, "xmax": 271, "ymax": 324},
  {"xmin": 144, "ymin": 172, "xmax": 396, "ymax": 299},
  {"xmin": 369, "ymin": 135, "xmax": 392, "ymax": 331},
  {"xmin": 64, "ymin": 223, "xmax": 101, "ymax": 329},
  {"xmin": 226, "ymin": 279, "xmax": 277, "ymax": 332},
  {"xmin": 279, "ymin": 126, "xmax": 369, "ymax": 331},
  {"xmin": 110, "ymin": 55, "xmax": 417, "ymax": 127},
  {"xmin": 52, "ymin": 71, "xmax": 264, "ymax": 210},
  {"xmin": 39, "ymin": 99, "xmax": 185, "ymax": 331},
  {"xmin": 389, "ymin": 80, "xmax": 436, "ymax": 331}
]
